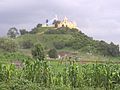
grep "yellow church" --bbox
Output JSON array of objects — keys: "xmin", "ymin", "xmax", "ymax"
[
  {"xmin": 43, "ymin": 16, "xmax": 77, "ymax": 29},
  {"xmin": 57, "ymin": 17, "xmax": 77, "ymax": 29}
]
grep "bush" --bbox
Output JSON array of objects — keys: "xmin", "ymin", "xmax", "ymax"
[
  {"xmin": 44, "ymin": 29, "xmax": 66, "ymax": 34},
  {"xmin": 19, "ymin": 29, "xmax": 28, "ymax": 35},
  {"xmin": 20, "ymin": 40, "xmax": 34, "ymax": 49},
  {"xmin": 32, "ymin": 43, "xmax": 45, "ymax": 61},
  {"xmin": 53, "ymin": 41, "xmax": 65, "ymax": 49},
  {"xmin": 0, "ymin": 38, "xmax": 18, "ymax": 52},
  {"xmin": 108, "ymin": 42, "xmax": 119, "ymax": 56},
  {"xmin": 36, "ymin": 24, "xmax": 42, "ymax": 28},
  {"xmin": 48, "ymin": 48, "xmax": 58, "ymax": 58}
]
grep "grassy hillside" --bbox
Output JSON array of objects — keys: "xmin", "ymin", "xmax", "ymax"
[
  {"xmin": 0, "ymin": 25, "xmax": 119, "ymax": 62},
  {"xmin": 15, "ymin": 26, "xmax": 120, "ymax": 58}
]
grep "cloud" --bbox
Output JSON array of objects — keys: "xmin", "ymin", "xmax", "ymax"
[{"xmin": 0, "ymin": 0, "xmax": 120, "ymax": 44}]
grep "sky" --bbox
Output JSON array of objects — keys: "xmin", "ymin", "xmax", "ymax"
[{"xmin": 0, "ymin": 0, "xmax": 120, "ymax": 44}]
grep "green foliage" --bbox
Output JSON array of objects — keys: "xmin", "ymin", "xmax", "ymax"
[
  {"xmin": 14, "ymin": 25, "xmax": 120, "ymax": 57},
  {"xmin": 36, "ymin": 23, "xmax": 42, "ymax": 28},
  {"xmin": 19, "ymin": 29, "xmax": 28, "ymax": 35},
  {"xmin": 0, "ymin": 78, "xmax": 41, "ymax": 90},
  {"xmin": 44, "ymin": 29, "xmax": 66, "ymax": 34},
  {"xmin": 108, "ymin": 42, "xmax": 119, "ymax": 56},
  {"xmin": 32, "ymin": 43, "xmax": 45, "ymax": 61},
  {"xmin": 29, "ymin": 24, "xmax": 44, "ymax": 34},
  {"xmin": 94, "ymin": 41, "xmax": 120, "ymax": 57},
  {"xmin": 7, "ymin": 27, "xmax": 19, "ymax": 38},
  {"xmin": 0, "ymin": 57, "xmax": 120, "ymax": 89},
  {"xmin": 0, "ymin": 52, "xmax": 33, "ymax": 64},
  {"xmin": 16, "ymin": 34, "xmax": 39, "ymax": 45},
  {"xmin": 44, "ymin": 27, "xmax": 78, "ymax": 34},
  {"xmin": 23, "ymin": 60, "xmax": 52, "ymax": 87},
  {"xmin": 0, "ymin": 38, "xmax": 18, "ymax": 52},
  {"xmin": 66, "ymin": 32, "xmax": 120, "ymax": 57},
  {"xmin": 20, "ymin": 40, "xmax": 34, "ymax": 49},
  {"xmin": 0, "ymin": 64, "xmax": 16, "ymax": 83},
  {"xmin": 53, "ymin": 41, "xmax": 65, "ymax": 49},
  {"xmin": 29, "ymin": 27, "xmax": 38, "ymax": 34},
  {"xmin": 3, "ymin": 22, "xmax": 120, "ymax": 90},
  {"xmin": 2, "ymin": 23, "xmax": 120, "ymax": 89},
  {"xmin": 48, "ymin": 48, "xmax": 58, "ymax": 58}
]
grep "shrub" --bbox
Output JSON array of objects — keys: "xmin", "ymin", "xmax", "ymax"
[
  {"xmin": 20, "ymin": 40, "xmax": 34, "ymax": 49},
  {"xmin": 53, "ymin": 41, "xmax": 65, "ymax": 49},
  {"xmin": 48, "ymin": 48, "xmax": 58, "ymax": 58},
  {"xmin": 32, "ymin": 43, "xmax": 45, "ymax": 61},
  {"xmin": 44, "ymin": 29, "xmax": 66, "ymax": 34},
  {"xmin": 0, "ymin": 38, "xmax": 18, "ymax": 52},
  {"xmin": 19, "ymin": 29, "xmax": 28, "ymax": 35}
]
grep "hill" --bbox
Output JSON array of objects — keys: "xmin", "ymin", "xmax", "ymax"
[{"xmin": 15, "ymin": 25, "xmax": 119, "ymax": 57}]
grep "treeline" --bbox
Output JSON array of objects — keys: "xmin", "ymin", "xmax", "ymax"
[{"xmin": 6, "ymin": 24, "xmax": 42, "ymax": 38}]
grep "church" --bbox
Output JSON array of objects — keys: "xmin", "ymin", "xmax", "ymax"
[
  {"xmin": 44, "ymin": 16, "xmax": 77, "ymax": 29},
  {"xmin": 56, "ymin": 17, "xmax": 77, "ymax": 29}
]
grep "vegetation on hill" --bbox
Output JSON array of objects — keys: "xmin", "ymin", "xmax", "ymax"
[
  {"xmin": 14, "ymin": 25, "xmax": 120, "ymax": 57},
  {"xmin": 0, "ymin": 24, "xmax": 118, "ymax": 60},
  {"xmin": 32, "ymin": 43, "xmax": 45, "ymax": 61},
  {"xmin": 48, "ymin": 48, "xmax": 58, "ymax": 58},
  {"xmin": 0, "ymin": 38, "xmax": 18, "ymax": 52}
]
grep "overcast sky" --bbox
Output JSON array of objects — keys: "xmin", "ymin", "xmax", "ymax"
[{"xmin": 0, "ymin": 0, "xmax": 120, "ymax": 44}]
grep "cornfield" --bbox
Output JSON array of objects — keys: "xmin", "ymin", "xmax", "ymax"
[{"xmin": 0, "ymin": 60, "xmax": 120, "ymax": 90}]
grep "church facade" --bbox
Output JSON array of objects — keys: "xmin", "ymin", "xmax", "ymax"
[
  {"xmin": 43, "ymin": 16, "xmax": 77, "ymax": 29},
  {"xmin": 56, "ymin": 17, "xmax": 77, "ymax": 29}
]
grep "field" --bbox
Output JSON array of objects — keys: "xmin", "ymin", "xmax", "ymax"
[{"xmin": 0, "ymin": 52, "xmax": 120, "ymax": 90}]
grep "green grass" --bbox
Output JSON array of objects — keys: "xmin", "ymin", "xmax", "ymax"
[
  {"xmin": 36, "ymin": 27, "xmax": 55, "ymax": 33},
  {"xmin": 16, "ymin": 32, "xmax": 72, "ymax": 48},
  {"xmin": 19, "ymin": 49, "xmax": 32, "ymax": 57},
  {"xmin": 16, "ymin": 34, "xmax": 40, "ymax": 44},
  {"xmin": 0, "ymin": 52, "xmax": 33, "ymax": 64}
]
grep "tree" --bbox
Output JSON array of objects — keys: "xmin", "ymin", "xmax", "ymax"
[
  {"xmin": 108, "ymin": 42, "xmax": 119, "ymax": 56},
  {"xmin": 32, "ymin": 44, "xmax": 45, "ymax": 61},
  {"xmin": 48, "ymin": 48, "xmax": 58, "ymax": 58},
  {"xmin": 7, "ymin": 27, "xmax": 19, "ymax": 38},
  {"xmin": 37, "ymin": 24, "xmax": 42, "ymax": 28},
  {"xmin": 19, "ymin": 29, "xmax": 28, "ymax": 35}
]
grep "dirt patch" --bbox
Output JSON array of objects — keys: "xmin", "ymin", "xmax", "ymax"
[{"xmin": 11, "ymin": 60, "xmax": 23, "ymax": 68}]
